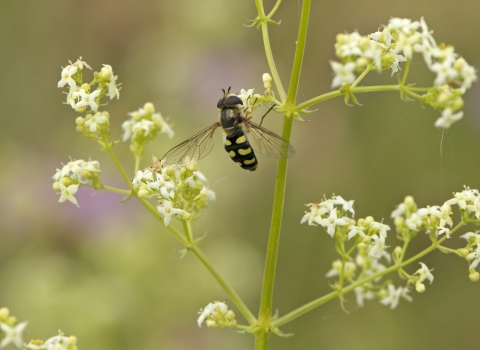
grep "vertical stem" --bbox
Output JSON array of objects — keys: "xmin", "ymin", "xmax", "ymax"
[{"xmin": 256, "ymin": 1, "xmax": 310, "ymax": 348}]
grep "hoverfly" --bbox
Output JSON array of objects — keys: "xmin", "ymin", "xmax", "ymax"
[{"xmin": 161, "ymin": 87, "xmax": 295, "ymax": 171}]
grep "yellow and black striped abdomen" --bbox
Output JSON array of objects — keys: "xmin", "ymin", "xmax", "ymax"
[{"xmin": 224, "ymin": 129, "xmax": 258, "ymax": 171}]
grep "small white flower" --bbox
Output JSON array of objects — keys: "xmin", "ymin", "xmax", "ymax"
[
  {"xmin": 347, "ymin": 225, "xmax": 366, "ymax": 240},
  {"xmin": 333, "ymin": 195, "xmax": 355, "ymax": 216},
  {"xmin": 0, "ymin": 321, "xmax": 28, "ymax": 348},
  {"xmin": 364, "ymin": 259, "xmax": 387, "ymax": 282},
  {"xmin": 132, "ymin": 169, "xmax": 154, "ymax": 186},
  {"xmin": 301, "ymin": 203, "xmax": 329, "ymax": 226},
  {"xmin": 44, "ymin": 334, "xmax": 70, "ymax": 350},
  {"xmin": 319, "ymin": 209, "xmax": 347, "ymax": 237},
  {"xmin": 460, "ymin": 231, "xmax": 480, "ymax": 245},
  {"xmin": 354, "ymin": 286, "xmax": 375, "ymax": 307},
  {"xmin": 415, "ymin": 262, "xmax": 434, "ymax": 284},
  {"xmin": 387, "ymin": 18, "xmax": 420, "ymax": 35},
  {"xmin": 467, "ymin": 245, "xmax": 480, "ymax": 269},
  {"xmin": 391, "ymin": 203, "xmax": 406, "ymax": 218},
  {"xmin": 197, "ymin": 301, "xmax": 228, "ymax": 327},
  {"xmin": 66, "ymin": 86, "xmax": 79, "ymax": 107},
  {"xmin": 388, "ymin": 51, "xmax": 407, "ymax": 76},
  {"xmin": 466, "ymin": 197, "xmax": 480, "ymax": 219},
  {"xmin": 325, "ymin": 260, "xmax": 356, "ymax": 278},
  {"xmin": 74, "ymin": 89, "xmax": 101, "ymax": 112},
  {"xmin": 380, "ymin": 284, "xmax": 403, "ymax": 309},
  {"xmin": 152, "ymin": 113, "xmax": 174, "ymax": 139},
  {"xmin": 85, "ymin": 112, "xmax": 108, "ymax": 132},
  {"xmin": 434, "ymin": 108, "xmax": 463, "ymax": 129},
  {"xmin": 369, "ymin": 234, "xmax": 388, "ymax": 259},
  {"xmin": 395, "ymin": 31, "xmax": 421, "ymax": 59},
  {"xmin": 59, "ymin": 183, "xmax": 80, "ymax": 207},
  {"xmin": 330, "ymin": 61, "xmax": 356, "ymax": 88},
  {"xmin": 121, "ymin": 119, "xmax": 134, "ymax": 142},
  {"xmin": 102, "ymin": 64, "xmax": 120, "ymax": 99},
  {"xmin": 133, "ymin": 120, "xmax": 154, "ymax": 137},
  {"xmin": 406, "ymin": 213, "xmax": 423, "ymax": 231},
  {"xmin": 157, "ymin": 200, "xmax": 186, "ymax": 226},
  {"xmin": 238, "ymin": 88, "xmax": 254, "ymax": 113},
  {"xmin": 430, "ymin": 59, "xmax": 458, "ymax": 86},
  {"xmin": 371, "ymin": 221, "xmax": 390, "ymax": 238},
  {"xmin": 58, "ymin": 65, "xmax": 78, "ymax": 88}
]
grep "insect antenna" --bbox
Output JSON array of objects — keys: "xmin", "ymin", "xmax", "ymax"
[
  {"xmin": 221, "ymin": 88, "xmax": 226, "ymax": 95},
  {"xmin": 259, "ymin": 104, "xmax": 276, "ymax": 126},
  {"xmin": 227, "ymin": 86, "xmax": 231, "ymax": 94}
]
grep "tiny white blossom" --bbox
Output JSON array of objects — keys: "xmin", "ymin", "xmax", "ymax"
[
  {"xmin": 406, "ymin": 213, "xmax": 423, "ymax": 231},
  {"xmin": 0, "ymin": 321, "xmax": 28, "ymax": 348},
  {"xmin": 432, "ymin": 202, "xmax": 453, "ymax": 228},
  {"xmin": 369, "ymin": 234, "xmax": 388, "ymax": 259},
  {"xmin": 395, "ymin": 31, "xmax": 421, "ymax": 59},
  {"xmin": 66, "ymin": 86, "xmax": 79, "ymax": 107},
  {"xmin": 133, "ymin": 119, "xmax": 154, "ymax": 137},
  {"xmin": 466, "ymin": 198, "xmax": 480, "ymax": 219},
  {"xmin": 387, "ymin": 18, "xmax": 420, "ymax": 35},
  {"xmin": 380, "ymin": 284, "xmax": 403, "ymax": 309},
  {"xmin": 415, "ymin": 262, "xmax": 434, "ymax": 284},
  {"xmin": 460, "ymin": 231, "xmax": 480, "ymax": 244},
  {"xmin": 74, "ymin": 89, "xmax": 101, "ymax": 112},
  {"xmin": 102, "ymin": 64, "xmax": 120, "ymax": 99},
  {"xmin": 58, "ymin": 65, "xmax": 78, "ymax": 88},
  {"xmin": 430, "ymin": 59, "xmax": 458, "ymax": 86},
  {"xmin": 157, "ymin": 200, "xmax": 185, "ymax": 226},
  {"xmin": 197, "ymin": 301, "xmax": 228, "ymax": 327},
  {"xmin": 347, "ymin": 225, "xmax": 366, "ymax": 240},
  {"xmin": 330, "ymin": 61, "xmax": 356, "ymax": 88},
  {"xmin": 85, "ymin": 112, "xmax": 108, "ymax": 132},
  {"xmin": 58, "ymin": 183, "xmax": 79, "ymax": 207},
  {"xmin": 301, "ymin": 203, "xmax": 328, "ymax": 226},
  {"xmin": 434, "ymin": 108, "xmax": 463, "ymax": 129},
  {"xmin": 388, "ymin": 50, "xmax": 407, "ymax": 76},
  {"xmin": 238, "ymin": 88, "xmax": 254, "ymax": 114},
  {"xmin": 371, "ymin": 221, "xmax": 390, "ymax": 238},
  {"xmin": 152, "ymin": 113, "xmax": 174, "ymax": 139},
  {"xmin": 333, "ymin": 195, "xmax": 355, "ymax": 216},
  {"xmin": 467, "ymin": 245, "xmax": 480, "ymax": 269},
  {"xmin": 44, "ymin": 334, "xmax": 70, "ymax": 350},
  {"xmin": 391, "ymin": 203, "xmax": 406, "ymax": 218},
  {"xmin": 121, "ymin": 119, "xmax": 134, "ymax": 142},
  {"xmin": 354, "ymin": 286, "xmax": 375, "ymax": 307},
  {"xmin": 319, "ymin": 209, "xmax": 347, "ymax": 237}
]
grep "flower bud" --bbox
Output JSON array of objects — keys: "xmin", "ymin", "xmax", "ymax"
[
  {"xmin": 80, "ymin": 83, "xmax": 90, "ymax": 92},
  {"xmin": 415, "ymin": 282, "xmax": 425, "ymax": 293},
  {"xmin": 226, "ymin": 310, "xmax": 235, "ymax": 320},
  {"xmin": 137, "ymin": 190, "xmax": 150, "ymax": 198},
  {"xmin": 68, "ymin": 336, "xmax": 77, "ymax": 346},
  {"xmin": 0, "ymin": 307, "xmax": 10, "ymax": 320},
  {"xmin": 100, "ymin": 66, "xmax": 112, "ymax": 81},
  {"xmin": 181, "ymin": 212, "xmax": 191, "ymax": 220},
  {"xmin": 61, "ymin": 177, "xmax": 74, "ymax": 186},
  {"xmin": 144, "ymin": 102, "xmax": 155, "ymax": 115},
  {"xmin": 187, "ymin": 162, "xmax": 198, "ymax": 172},
  {"xmin": 362, "ymin": 236, "xmax": 371, "ymax": 244},
  {"xmin": 6, "ymin": 316, "xmax": 16, "ymax": 327},
  {"xmin": 457, "ymin": 248, "xmax": 470, "ymax": 257},
  {"xmin": 52, "ymin": 181, "xmax": 61, "ymax": 191},
  {"xmin": 364, "ymin": 216, "xmax": 374, "ymax": 225},
  {"xmin": 263, "ymin": 73, "xmax": 272, "ymax": 89},
  {"xmin": 394, "ymin": 246, "xmax": 403, "ymax": 256},
  {"xmin": 76, "ymin": 117, "xmax": 85, "ymax": 126},
  {"xmin": 451, "ymin": 98, "xmax": 464, "ymax": 110},
  {"xmin": 469, "ymin": 271, "xmax": 480, "ymax": 282},
  {"xmin": 206, "ymin": 320, "xmax": 216, "ymax": 328},
  {"xmin": 81, "ymin": 169, "xmax": 92, "ymax": 179},
  {"xmin": 195, "ymin": 180, "xmax": 203, "ymax": 191},
  {"xmin": 166, "ymin": 167, "xmax": 175, "ymax": 177}
]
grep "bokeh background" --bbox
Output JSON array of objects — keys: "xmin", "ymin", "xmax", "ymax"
[{"xmin": 1, "ymin": 0, "xmax": 479, "ymax": 349}]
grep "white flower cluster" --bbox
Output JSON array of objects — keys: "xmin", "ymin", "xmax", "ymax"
[
  {"xmin": 331, "ymin": 17, "xmax": 476, "ymax": 129},
  {"xmin": 197, "ymin": 301, "xmax": 236, "ymax": 328},
  {"xmin": 52, "ymin": 159, "xmax": 101, "ymax": 207},
  {"xmin": 122, "ymin": 103, "xmax": 174, "ymax": 157},
  {"xmin": 0, "ymin": 308, "xmax": 77, "ymax": 350},
  {"xmin": 58, "ymin": 58, "xmax": 119, "ymax": 113},
  {"xmin": 133, "ymin": 161, "xmax": 215, "ymax": 226}
]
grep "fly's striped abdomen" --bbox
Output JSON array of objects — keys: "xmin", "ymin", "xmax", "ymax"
[{"xmin": 224, "ymin": 128, "xmax": 258, "ymax": 171}]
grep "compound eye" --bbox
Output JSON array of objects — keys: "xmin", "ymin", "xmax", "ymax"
[
  {"xmin": 225, "ymin": 95, "xmax": 243, "ymax": 106},
  {"xmin": 217, "ymin": 98, "xmax": 226, "ymax": 108}
]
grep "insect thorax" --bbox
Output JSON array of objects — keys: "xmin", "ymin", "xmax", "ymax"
[{"xmin": 219, "ymin": 107, "xmax": 242, "ymax": 135}]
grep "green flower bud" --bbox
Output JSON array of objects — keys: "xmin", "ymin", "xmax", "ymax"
[
  {"xmin": 137, "ymin": 189, "xmax": 150, "ymax": 198},
  {"xmin": 81, "ymin": 169, "xmax": 92, "ymax": 179},
  {"xmin": 76, "ymin": 117, "xmax": 85, "ymax": 126},
  {"xmin": 144, "ymin": 102, "xmax": 155, "ymax": 115},
  {"xmin": 53, "ymin": 181, "xmax": 61, "ymax": 191},
  {"xmin": 80, "ymin": 83, "xmax": 90, "ymax": 92},
  {"xmin": 364, "ymin": 216, "xmax": 374, "ymax": 226},
  {"xmin": 100, "ymin": 66, "xmax": 112, "ymax": 81},
  {"xmin": 166, "ymin": 166, "xmax": 175, "ymax": 177},
  {"xmin": 415, "ymin": 282, "xmax": 425, "ymax": 293},
  {"xmin": 457, "ymin": 248, "xmax": 470, "ymax": 257},
  {"xmin": 181, "ymin": 212, "xmax": 191, "ymax": 220},
  {"xmin": 195, "ymin": 180, "xmax": 203, "ymax": 191},
  {"xmin": 6, "ymin": 316, "xmax": 16, "ymax": 327},
  {"xmin": 0, "ymin": 307, "xmax": 10, "ymax": 320},
  {"xmin": 469, "ymin": 271, "xmax": 480, "ymax": 282},
  {"xmin": 61, "ymin": 177, "xmax": 74, "ymax": 186},
  {"xmin": 186, "ymin": 162, "xmax": 198, "ymax": 172}
]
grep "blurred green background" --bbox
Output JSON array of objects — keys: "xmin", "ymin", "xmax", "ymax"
[{"xmin": 0, "ymin": 0, "xmax": 479, "ymax": 349}]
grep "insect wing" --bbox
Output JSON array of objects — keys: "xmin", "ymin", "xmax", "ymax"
[
  {"xmin": 162, "ymin": 122, "xmax": 220, "ymax": 165},
  {"xmin": 242, "ymin": 120, "xmax": 295, "ymax": 158}
]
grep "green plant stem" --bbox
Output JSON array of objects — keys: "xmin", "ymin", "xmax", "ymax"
[
  {"xmin": 401, "ymin": 60, "xmax": 411, "ymax": 86},
  {"xmin": 190, "ymin": 245, "xmax": 257, "ymax": 326},
  {"xmin": 271, "ymin": 221, "xmax": 466, "ymax": 327},
  {"xmin": 256, "ymin": 1, "xmax": 310, "ymax": 348},
  {"xmin": 266, "ymin": 0, "xmax": 282, "ymax": 18},
  {"xmin": 82, "ymin": 183, "xmax": 131, "ymax": 195},
  {"xmin": 134, "ymin": 155, "xmax": 141, "ymax": 174}
]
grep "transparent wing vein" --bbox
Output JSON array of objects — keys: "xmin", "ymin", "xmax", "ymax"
[
  {"xmin": 161, "ymin": 122, "xmax": 220, "ymax": 165},
  {"xmin": 243, "ymin": 120, "xmax": 295, "ymax": 158}
]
